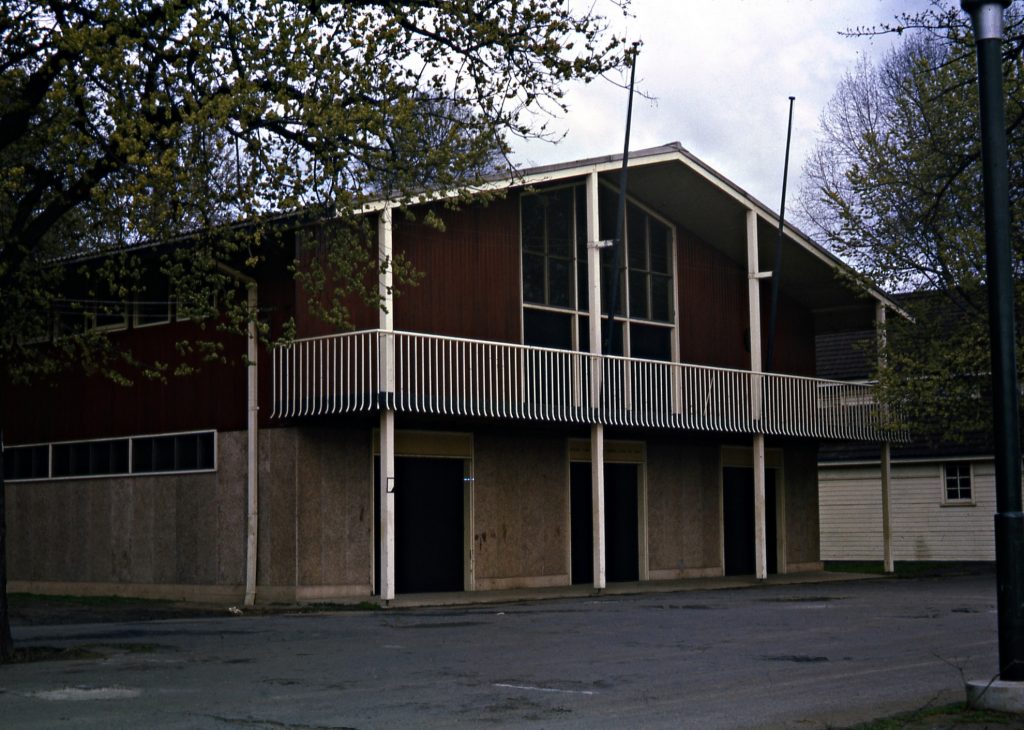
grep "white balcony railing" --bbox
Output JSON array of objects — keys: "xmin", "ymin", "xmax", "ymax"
[{"xmin": 271, "ymin": 329, "xmax": 902, "ymax": 442}]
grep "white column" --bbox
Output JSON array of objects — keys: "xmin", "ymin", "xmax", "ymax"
[
  {"xmin": 378, "ymin": 207, "xmax": 396, "ymax": 600},
  {"xmin": 244, "ymin": 281, "xmax": 259, "ymax": 607},
  {"xmin": 586, "ymin": 171, "xmax": 606, "ymax": 590},
  {"xmin": 747, "ymin": 209, "xmax": 768, "ymax": 581},
  {"xmin": 877, "ymin": 303, "xmax": 894, "ymax": 573}
]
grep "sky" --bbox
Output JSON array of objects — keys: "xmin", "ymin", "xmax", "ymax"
[{"xmin": 511, "ymin": 0, "xmax": 942, "ymax": 214}]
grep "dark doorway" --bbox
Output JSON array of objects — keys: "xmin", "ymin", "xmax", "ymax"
[
  {"xmin": 570, "ymin": 461, "xmax": 640, "ymax": 584},
  {"xmin": 722, "ymin": 466, "xmax": 777, "ymax": 576},
  {"xmin": 375, "ymin": 456, "xmax": 465, "ymax": 594}
]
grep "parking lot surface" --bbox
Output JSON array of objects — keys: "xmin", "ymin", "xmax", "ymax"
[{"xmin": 0, "ymin": 574, "xmax": 1003, "ymax": 728}]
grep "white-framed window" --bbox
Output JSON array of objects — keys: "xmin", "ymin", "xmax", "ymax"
[
  {"xmin": 133, "ymin": 275, "xmax": 173, "ymax": 328},
  {"xmin": 86, "ymin": 303, "xmax": 129, "ymax": 333},
  {"xmin": 3, "ymin": 430, "xmax": 217, "ymax": 482},
  {"xmin": 520, "ymin": 182, "xmax": 677, "ymax": 361},
  {"xmin": 943, "ymin": 462, "xmax": 973, "ymax": 504}
]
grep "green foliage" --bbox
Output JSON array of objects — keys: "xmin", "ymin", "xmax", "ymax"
[
  {"xmin": 800, "ymin": 3, "xmax": 1024, "ymax": 443},
  {"xmin": 0, "ymin": 0, "xmax": 631, "ymax": 383}
]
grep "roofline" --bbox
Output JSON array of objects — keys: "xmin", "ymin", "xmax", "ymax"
[{"xmin": 366, "ymin": 142, "xmax": 902, "ymax": 314}]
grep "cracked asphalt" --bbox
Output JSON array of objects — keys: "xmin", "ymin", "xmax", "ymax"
[{"xmin": 0, "ymin": 574, "xmax": 1004, "ymax": 728}]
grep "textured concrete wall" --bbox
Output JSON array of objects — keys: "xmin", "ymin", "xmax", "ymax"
[
  {"xmin": 6, "ymin": 430, "xmax": 247, "ymax": 597},
  {"xmin": 257, "ymin": 426, "xmax": 376, "ymax": 602},
  {"xmin": 473, "ymin": 430, "xmax": 569, "ymax": 589},
  {"xmin": 295, "ymin": 427, "xmax": 374, "ymax": 598},
  {"xmin": 646, "ymin": 439, "xmax": 722, "ymax": 579},
  {"xmin": 783, "ymin": 442, "xmax": 821, "ymax": 569}
]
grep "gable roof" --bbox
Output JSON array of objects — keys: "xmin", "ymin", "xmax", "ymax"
[{"xmin": 487, "ymin": 143, "xmax": 901, "ymax": 331}]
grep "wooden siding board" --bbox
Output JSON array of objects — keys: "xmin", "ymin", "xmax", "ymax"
[
  {"xmin": 394, "ymin": 199, "xmax": 521, "ymax": 342},
  {"xmin": 819, "ymin": 462, "xmax": 998, "ymax": 562},
  {"xmin": 676, "ymin": 228, "xmax": 749, "ymax": 370}
]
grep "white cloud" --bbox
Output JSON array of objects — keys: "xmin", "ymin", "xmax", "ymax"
[{"xmin": 513, "ymin": 0, "xmax": 940, "ymax": 210}]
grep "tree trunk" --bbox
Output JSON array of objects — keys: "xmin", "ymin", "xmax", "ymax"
[{"xmin": 0, "ymin": 433, "xmax": 13, "ymax": 662}]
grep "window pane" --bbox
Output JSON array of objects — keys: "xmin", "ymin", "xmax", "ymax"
[
  {"xmin": 111, "ymin": 440, "xmax": 129, "ymax": 473},
  {"xmin": 176, "ymin": 434, "xmax": 199, "ymax": 470},
  {"xmin": 576, "ymin": 260, "xmax": 589, "ymax": 311},
  {"xmin": 197, "ymin": 433, "xmax": 215, "ymax": 470},
  {"xmin": 521, "ymin": 195, "xmax": 544, "ymax": 252},
  {"xmin": 651, "ymin": 275, "xmax": 673, "ymax": 322},
  {"xmin": 944, "ymin": 463, "xmax": 971, "ymax": 501},
  {"xmin": 548, "ymin": 257, "xmax": 572, "ymax": 308},
  {"xmin": 599, "ymin": 186, "xmax": 617, "ymax": 242},
  {"xmin": 133, "ymin": 439, "xmax": 153, "ymax": 472},
  {"xmin": 627, "ymin": 205, "xmax": 646, "ymax": 270},
  {"xmin": 630, "ymin": 324, "xmax": 673, "ymax": 361},
  {"xmin": 601, "ymin": 265, "xmax": 625, "ymax": 316},
  {"xmin": 575, "ymin": 185, "xmax": 587, "ymax": 248},
  {"xmin": 522, "ymin": 253, "xmax": 545, "ymax": 304},
  {"xmin": 3, "ymin": 445, "xmax": 49, "ymax": 480},
  {"xmin": 600, "ymin": 319, "xmax": 625, "ymax": 356},
  {"xmin": 523, "ymin": 308, "xmax": 573, "ymax": 349},
  {"xmin": 153, "ymin": 436, "xmax": 175, "ymax": 471},
  {"xmin": 52, "ymin": 444, "xmax": 71, "ymax": 477},
  {"xmin": 547, "ymin": 188, "xmax": 573, "ymax": 258},
  {"xmin": 650, "ymin": 220, "xmax": 671, "ymax": 273},
  {"xmin": 629, "ymin": 270, "xmax": 648, "ymax": 320},
  {"xmin": 90, "ymin": 441, "xmax": 111, "ymax": 474}
]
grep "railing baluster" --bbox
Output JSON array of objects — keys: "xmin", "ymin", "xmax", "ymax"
[{"xmin": 267, "ymin": 330, "xmax": 904, "ymax": 443}]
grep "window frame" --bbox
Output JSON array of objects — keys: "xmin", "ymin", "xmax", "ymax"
[
  {"xmin": 942, "ymin": 461, "xmax": 974, "ymax": 505},
  {"xmin": 519, "ymin": 180, "xmax": 678, "ymax": 362},
  {"xmin": 3, "ymin": 430, "xmax": 218, "ymax": 483}
]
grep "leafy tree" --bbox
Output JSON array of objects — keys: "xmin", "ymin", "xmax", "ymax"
[
  {"xmin": 0, "ymin": 0, "xmax": 631, "ymax": 661},
  {"xmin": 798, "ymin": 1, "xmax": 1024, "ymax": 444}
]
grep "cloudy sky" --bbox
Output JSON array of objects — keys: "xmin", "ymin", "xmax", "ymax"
[{"xmin": 512, "ymin": 0, "xmax": 942, "ymax": 212}]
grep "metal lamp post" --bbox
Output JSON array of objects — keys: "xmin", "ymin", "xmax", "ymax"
[{"xmin": 961, "ymin": 0, "xmax": 1024, "ymax": 683}]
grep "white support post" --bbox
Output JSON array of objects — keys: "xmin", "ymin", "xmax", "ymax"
[
  {"xmin": 877, "ymin": 303, "xmax": 894, "ymax": 573},
  {"xmin": 881, "ymin": 441, "xmax": 894, "ymax": 573},
  {"xmin": 244, "ymin": 281, "xmax": 259, "ymax": 607},
  {"xmin": 586, "ymin": 171, "xmax": 606, "ymax": 590},
  {"xmin": 378, "ymin": 206, "xmax": 396, "ymax": 601},
  {"xmin": 747, "ymin": 209, "xmax": 768, "ymax": 581}
]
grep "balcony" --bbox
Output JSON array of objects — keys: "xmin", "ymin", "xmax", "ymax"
[{"xmin": 270, "ymin": 330, "xmax": 903, "ymax": 442}]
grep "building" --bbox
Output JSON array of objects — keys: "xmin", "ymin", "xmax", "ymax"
[
  {"xmin": 4, "ymin": 144, "xmax": 898, "ymax": 605},
  {"xmin": 817, "ymin": 327, "xmax": 997, "ymax": 563}
]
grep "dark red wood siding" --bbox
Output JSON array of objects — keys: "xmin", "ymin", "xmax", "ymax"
[
  {"xmin": 393, "ymin": 197, "xmax": 521, "ymax": 342},
  {"xmin": 5, "ymin": 322, "xmax": 248, "ymax": 444},
  {"xmin": 675, "ymin": 228, "xmax": 750, "ymax": 370},
  {"xmin": 761, "ymin": 286, "xmax": 816, "ymax": 376}
]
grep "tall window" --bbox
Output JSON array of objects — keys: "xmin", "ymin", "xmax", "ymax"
[
  {"xmin": 521, "ymin": 182, "xmax": 675, "ymax": 360},
  {"xmin": 944, "ymin": 462, "xmax": 972, "ymax": 503}
]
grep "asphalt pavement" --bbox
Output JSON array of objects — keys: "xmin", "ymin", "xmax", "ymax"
[{"xmin": 0, "ymin": 573, "xmax": 1004, "ymax": 728}]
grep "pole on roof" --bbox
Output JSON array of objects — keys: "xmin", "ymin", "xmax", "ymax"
[
  {"xmin": 961, "ymin": 0, "xmax": 1024, "ymax": 684},
  {"xmin": 765, "ymin": 96, "xmax": 795, "ymax": 373},
  {"xmin": 603, "ymin": 45, "xmax": 638, "ymax": 357}
]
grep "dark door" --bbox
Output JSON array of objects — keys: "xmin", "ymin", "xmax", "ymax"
[
  {"xmin": 723, "ymin": 466, "xmax": 777, "ymax": 576},
  {"xmin": 375, "ymin": 456, "xmax": 465, "ymax": 594},
  {"xmin": 570, "ymin": 462, "xmax": 593, "ymax": 585},
  {"xmin": 570, "ymin": 462, "xmax": 640, "ymax": 584}
]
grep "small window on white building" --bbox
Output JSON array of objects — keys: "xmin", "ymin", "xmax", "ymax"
[{"xmin": 944, "ymin": 462, "xmax": 972, "ymax": 503}]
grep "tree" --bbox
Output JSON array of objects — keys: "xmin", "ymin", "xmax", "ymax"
[
  {"xmin": 798, "ymin": 1, "xmax": 1024, "ymax": 444},
  {"xmin": 0, "ymin": 0, "xmax": 632, "ymax": 661}
]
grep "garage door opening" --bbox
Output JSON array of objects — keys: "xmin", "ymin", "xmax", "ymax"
[
  {"xmin": 375, "ymin": 456, "xmax": 465, "ymax": 594},
  {"xmin": 570, "ymin": 462, "xmax": 640, "ymax": 584},
  {"xmin": 723, "ymin": 466, "xmax": 777, "ymax": 576}
]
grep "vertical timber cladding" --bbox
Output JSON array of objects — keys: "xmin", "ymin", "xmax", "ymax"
[
  {"xmin": 720, "ymin": 445, "xmax": 786, "ymax": 576},
  {"xmin": 568, "ymin": 439, "xmax": 647, "ymax": 584},
  {"xmin": 372, "ymin": 431, "xmax": 473, "ymax": 595}
]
